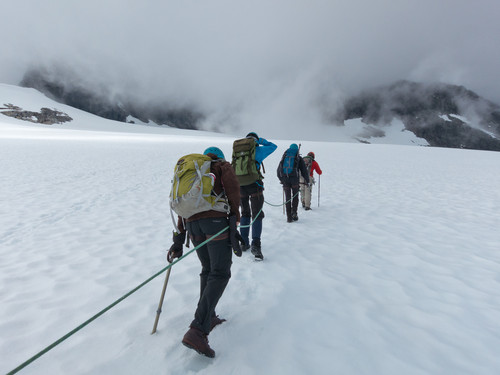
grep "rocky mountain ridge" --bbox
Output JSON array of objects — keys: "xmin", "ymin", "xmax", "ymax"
[{"xmin": 337, "ymin": 80, "xmax": 500, "ymax": 151}]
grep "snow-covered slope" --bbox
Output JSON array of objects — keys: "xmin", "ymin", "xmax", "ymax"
[{"xmin": 1, "ymin": 83, "xmax": 500, "ymax": 375}]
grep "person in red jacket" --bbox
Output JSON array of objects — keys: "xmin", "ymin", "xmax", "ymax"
[{"xmin": 300, "ymin": 151, "xmax": 322, "ymax": 210}]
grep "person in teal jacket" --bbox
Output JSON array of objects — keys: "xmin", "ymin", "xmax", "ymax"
[{"xmin": 239, "ymin": 132, "xmax": 277, "ymax": 260}]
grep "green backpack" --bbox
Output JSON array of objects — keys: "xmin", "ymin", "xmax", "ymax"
[
  {"xmin": 232, "ymin": 138, "xmax": 262, "ymax": 186},
  {"xmin": 169, "ymin": 154, "xmax": 229, "ymax": 219}
]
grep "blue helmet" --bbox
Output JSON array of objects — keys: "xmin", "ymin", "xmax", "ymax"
[{"xmin": 203, "ymin": 146, "xmax": 225, "ymax": 160}]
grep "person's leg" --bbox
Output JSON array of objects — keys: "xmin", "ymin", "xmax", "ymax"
[
  {"xmin": 239, "ymin": 189, "xmax": 251, "ymax": 246},
  {"xmin": 190, "ymin": 218, "xmax": 232, "ymax": 334},
  {"xmin": 186, "ymin": 221, "xmax": 209, "ymax": 302},
  {"xmin": 249, "ymin": 188, "xmax": 264, "ymax": 243},
  {"xmin": 304, "ymin": 183, "xmax": 312, "ymax": 209},
  {"xmin": 182, "ymin": 219, "xmax": 223, "ymax": 357},
  {"xmin": 284, "ymin": 183, "xmax": 292, "ymax": 221},
  {"xmin": 291, "ymin": 184, "xmax": 300, "ymax": 220},
  {"xmin": 299, "ymin": 176, "xmax": 306, "ymax": 207}
]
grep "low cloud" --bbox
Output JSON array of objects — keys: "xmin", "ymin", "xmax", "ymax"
[{"xmin": 2, "ymin": 0, "xmax": 499, "ymax": 133}]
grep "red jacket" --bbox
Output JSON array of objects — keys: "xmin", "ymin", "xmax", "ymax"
[{"xmin": 310, "ymin": 160, "xmax": 322, "ymax": 177}]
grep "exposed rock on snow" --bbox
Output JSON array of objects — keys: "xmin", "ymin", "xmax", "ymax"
[{"xmin": 1, "ymin": 103, "xmax": 72, "ymax": 125}]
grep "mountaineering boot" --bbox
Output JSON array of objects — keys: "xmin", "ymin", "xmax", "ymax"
[
  {"xmin": 287, "ymin": 216, "xmax": 293, "ymax": 223},
  {"xmin": 251, "ymin": 239, "xmax": 264, "ymax": 260},
  {"xmin": 292, "ymin": 212, "xmax": 299, "ymax": 221},
  {"xmin": 210, "ymin": 315, "xmax": 226, "ymax": 332},
  {"xmin": 182, "ymin": 326, "xmax": 215, "ymax": 358},
  {"xmin": 241, "ymin": 243, "xmax": 250, "ymax": 251},
  {"xmin": 305, "ymin": 207, "xmax": 311, "ymax": 211}
]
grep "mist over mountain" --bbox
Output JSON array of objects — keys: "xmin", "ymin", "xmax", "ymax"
[
  {"xmin": 20, "ymin": 68, "xmax": 204, "ymax": 129},
  {"xmin": 19, "ymin": 67, "xmax": 500, "ymax": 151},
  {"xmin": 3, "ymin": 1, "xmax": 500, "ymax": 146}
]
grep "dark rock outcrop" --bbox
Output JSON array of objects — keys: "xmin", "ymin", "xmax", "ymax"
[
  {"xmin": 337, "ymin": 80, "xmax": 500, "ymax": 151},
  {"xmin": 1, "ymin": 103, "xmax": 72, "ymax": 124}
]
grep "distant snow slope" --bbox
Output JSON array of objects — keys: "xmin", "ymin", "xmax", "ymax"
[{"xmin": 2, "ymin": 84, "xmax": 432, "ymax": 146}]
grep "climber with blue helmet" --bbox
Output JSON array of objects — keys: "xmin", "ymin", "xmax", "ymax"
[
  {"xmin": 277, "ymin": 143, "xmax": 310, "ymax": 222},
  {"xmin": 203, "ymin": 146, "xmax": 225, "ymax": 160},
  {"xmin": 168, "ymin": 145, "xmax": 243, "ymax": 358}
]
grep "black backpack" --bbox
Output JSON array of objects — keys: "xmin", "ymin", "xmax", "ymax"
[{"xmin": 303, "ymin": 155, "xmax": 313, "ymax": 176}]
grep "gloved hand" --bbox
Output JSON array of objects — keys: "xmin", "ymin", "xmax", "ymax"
[
  {"xmin": 167, "ymin": 231, "xmax": 186, "ymax": 263},
  {"xmin": 228, "ymin": 215, "xmax": 245, "ymax": 257}
]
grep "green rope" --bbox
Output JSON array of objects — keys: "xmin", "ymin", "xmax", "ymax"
[
  {"xmin": 8, "ymin": 189, "xmax": 296, "ymax": 374},
  {"xmin": 264, "ymin": 189, "xmax": 300, "ymax": 207},
  {"xmin": 6, "ymin": 225, "xmax": 229, "ymax": 375},
  {"xmin": 8, "ymin": 178, "xmax": 302, "ymax": 373}
]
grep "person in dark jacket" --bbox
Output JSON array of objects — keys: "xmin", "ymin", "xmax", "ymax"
[
  {"xmin": 167, "ymin": 146, "xmax": 243, "ymax": 358},
  {"xmin": 277, "ymin": 143, "xmax": 310, "ymax": 222}
]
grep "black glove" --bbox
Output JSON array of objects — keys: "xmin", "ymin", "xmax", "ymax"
[
  {"xmin": 167, "ymin": 231, "xmax": 186, "ymax": 263},
  {"xmin": 228, "ymin": 216, "xmax": 244, "ymax": 257}
]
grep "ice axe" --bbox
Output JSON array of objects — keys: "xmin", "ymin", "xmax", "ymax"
[
  {"xmin": 151, "ymin": 236, "xmax": 189, "ymax": 334},
  {"xmin": 151, "ymin": 265, "xmax": 172, "ymax": 334}
]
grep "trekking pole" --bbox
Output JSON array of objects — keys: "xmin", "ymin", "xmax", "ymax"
[
  {"xmin": 318, "ymin": 175, "xmax": 321, "ymax": 208},
  {"xmin": 282, "ymin": 189, "xmax": 285, "ymax": 215},
  {"xmin": 151, "ymin": 265, "xmax": 172, "ymax": 334}
]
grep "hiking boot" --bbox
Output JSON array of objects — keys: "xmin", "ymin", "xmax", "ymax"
[
  {"xmin": 251, "ymin": 240, "xmax": 264, "ymax": 260},
  {"xmin": 210, "ymin": 315, "xmax": 226, "ymax": 332},
  {"xmin": 305, "ymin": 207, "xmax": 311, "ymax": 211},
  {"xmin": 287, "ymin": 216, "xmax": 293, "ymax": 223},
  {"xmin": 292, "ymin": 213, "xmax": 299, "ymax": 221},
  {"xmin": 182, "ymin": 326, "xmax": 215, "ymax": 358},
  {"xmin": 241, "ymin": 243, "xmax": 250, "ymax": 252}
]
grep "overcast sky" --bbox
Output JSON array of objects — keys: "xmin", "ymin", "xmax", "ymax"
[{"xmin": 2, "ymin": 0, "xmax": 499, "ymax": 132}]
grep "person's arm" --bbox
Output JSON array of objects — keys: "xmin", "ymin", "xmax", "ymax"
[
  {"xmin": 221, "ymin": 162, "xmax": 241, "ymax": 221},
  {"xmin": 168, "ymin": 216, "xmax": 186, "ymax": 263},
  {"xmin": 312, "ymin": 160, "xmax": 322, "ymax": 175},
  {"xmin": 255, "ymin": 138, "xmax": 277, "ymax": 164}
]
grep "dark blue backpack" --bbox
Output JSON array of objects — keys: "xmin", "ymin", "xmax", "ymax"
[
  {"xmin": 282, "ymin": 149, "xmax": 296, "ymax": 175},
  {"xmin": 277, "ymin": 148, "xmax": 299, "ymax": 179}
]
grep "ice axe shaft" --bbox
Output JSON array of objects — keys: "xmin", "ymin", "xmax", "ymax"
[{"xmin": 151, "ymin": 265, "xmax": 172, "ymax": 334}]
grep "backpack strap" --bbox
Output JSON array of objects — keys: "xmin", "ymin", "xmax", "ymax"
[{"xmin": 170, "ymin": 206, "xmax": 180, "ymax": 233}]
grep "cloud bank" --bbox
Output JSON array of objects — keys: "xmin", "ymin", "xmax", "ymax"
[{"xmin": 2, "ymin": 0, "xmax": 499, "ymax": 135}]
